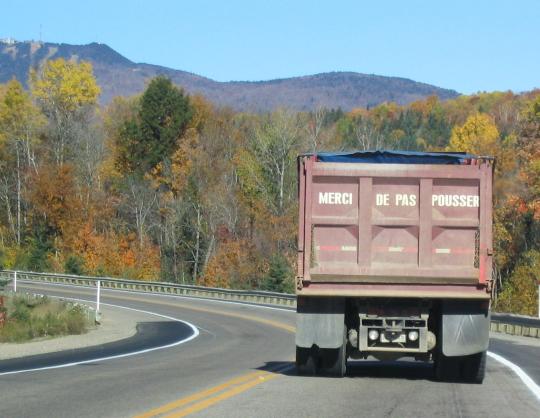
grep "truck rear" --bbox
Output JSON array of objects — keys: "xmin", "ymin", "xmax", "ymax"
[{"xmin": 295, "ymin": 150, "xmax": 493, "ymax": 382}]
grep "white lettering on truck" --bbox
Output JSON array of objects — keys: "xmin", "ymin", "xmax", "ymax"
[
  {"xmin": 376, "ymin": 193, "xmax": 417, "ymax": 207},
  {"xmin": 373, "ymin": 193, "xmax": 478, "ymax": 207},
  {"xmin": 432, "ymin": 194, "xmax": 479, "ymax": 208},
  {"xmin": 319, "ymin": 192, "xmax": 353, "ymax": 205}
]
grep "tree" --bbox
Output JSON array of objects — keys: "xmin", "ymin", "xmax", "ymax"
[
  {"xmin": 116, "ymin": 76, "xmax": 192, "ymax": 176},
  {"xmin": 494, "ymin": 250, "xmax": 539, "ymax": 316},
  {"xmin": 31, "ymin": 58, "xmax": 100, "ymax": 166},
  {"xmin": 64, "ymin": 255, "xmax": 85, "ymax": 275},
  {"xmin": 121, "ymin": 176, "xmax": 158, "ymax": 249},
  {"xmin": 261, "ymin": 253, "xmax": 294, "ymax": 293},
  {"xmin": 447, "ymin": 113, "xmax": 499, "ymax": 155},
  {"xmin": 0, "ymin": 79, "xmax": 44, "ymax": 245},
  {"xmin": 27, "ymin": 164, "xmax": 82, "ymax": 252},
  {"xmin": 252, "ymin": 109, "xmax": 301, "ymax": 216}
]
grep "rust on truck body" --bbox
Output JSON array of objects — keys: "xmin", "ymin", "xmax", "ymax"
[{"xmin": 297, "ymin": 155, "xmax": 493, "ymax": 299}]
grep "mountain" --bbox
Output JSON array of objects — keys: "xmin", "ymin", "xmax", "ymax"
[{"xmin": 0, "ymin": 40, "xmax": 460, "ymax": 111}]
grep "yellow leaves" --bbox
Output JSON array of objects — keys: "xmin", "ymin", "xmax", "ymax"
[
  {"xmin": 30, "ymin": 58, "xmax": 100, "ymax": 113},
  {"xmin": 189, "ymin": 94, "xmax": 214, "ymax": 130},
  {"xmin": 234, "ymin": 148, "xmax": 263, "ymax": 200},
  {"xmin": 494, "ymin": 250, "xmax": 540, "ymax": 316},
  {"xmin": 389, "ymin": 129, "xmax": 405, "ymax": 142},
  {"xmin": 149, "ymin": 126, "xmax": 199, "ymax": 197},
  {"xmin": 447, "ymin": 113, "xmax": 499, "ymax": 155},
  {"xmin": 0, "ymin": 79, "xmax": 44, "ymax": 144}
]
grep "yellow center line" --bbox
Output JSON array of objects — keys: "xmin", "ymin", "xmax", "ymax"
[
  {"xmin": 133, "ymin": 370, "xmax": 270, "ymax": 418},
  {"xmin": 162, "ymin": 372, "xmax": 281, "ymax": 418}
]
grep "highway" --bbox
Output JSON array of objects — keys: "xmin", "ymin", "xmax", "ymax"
[{"xmin": 0, "ymin": 282, "xmax": 539, "ymax": 418}]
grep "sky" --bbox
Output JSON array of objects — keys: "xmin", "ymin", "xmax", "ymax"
[{"xmin": 2, "ymin": 0, "xmax": 539, "ymax": 94}]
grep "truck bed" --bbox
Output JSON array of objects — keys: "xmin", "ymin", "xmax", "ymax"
[{"xmin": 296, "ymin": 151, "xmax": 493, "ymax": 299}]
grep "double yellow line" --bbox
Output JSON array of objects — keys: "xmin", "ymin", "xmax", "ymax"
[
  {"xmin": 135, "ymin": 365, "xmax": 292, "ymax": 418},
  {"xmin": 130, "ymin": 303, "xmax": 296, "ymax": 417},
  {"xmin": 24, "ymin": 283, "xmax": 297, "ymax": 417}
]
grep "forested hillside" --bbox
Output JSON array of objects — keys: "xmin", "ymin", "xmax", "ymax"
[
  {"xmin": 0, "ymin": 40, "xmax": 459, "ymax": 110},
  {"xmin": 0, "ymin": 59, "xmax": 538, "ymax": 314}
]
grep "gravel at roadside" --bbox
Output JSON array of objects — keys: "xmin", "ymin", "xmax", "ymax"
[{"xmin": 0, "ymin": 304, "xmax": 143, "ymax": 360}]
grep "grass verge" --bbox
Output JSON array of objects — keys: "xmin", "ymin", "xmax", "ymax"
[{"xmin": 0, "ymin": 293, "xmax": 94, "ymax": 343}]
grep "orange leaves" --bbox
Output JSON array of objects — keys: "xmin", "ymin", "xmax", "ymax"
[
  {"xmin": 71, "ymin": 223, "xmax": 160, "ymax": 280},
  {"xmin": 27, "ymin": 164, "xmax": 82, "ymax": 241},
  {"xmin": 409, "ymin": 95, "xmax": 439, "ymax": 117},
  {"xmin": 200, "ymin": 239, "xmax": 262, "ymax": 289}
]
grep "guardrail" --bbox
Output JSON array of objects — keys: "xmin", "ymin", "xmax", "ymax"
[
  {"xmin": 1, "ymin": 270, "xmax": 539, "ymax": 338},
  {"xmin": 490, "ymin": 313, "xmax": 540, "ymax": 338},
  {"xmin": 0, "ymin": 270, "xmax": 296, "ymax": 308}
]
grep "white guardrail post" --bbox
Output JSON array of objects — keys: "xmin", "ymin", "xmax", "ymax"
[
  {"xmin": 95, "ymin": 280, "xmax": 101, "ymax": 323},
  {"xmin": 13, "ymin": 270, "xmax": 17, "ymax": 292}
]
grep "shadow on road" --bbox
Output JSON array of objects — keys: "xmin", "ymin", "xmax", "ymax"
[
  {"xmin": 258, "ymin": 359, "xmax": 436, "ymax": 381},
  {"xmin": 0, "ymin": 321, "xmax": 194, "ymax": 374}
]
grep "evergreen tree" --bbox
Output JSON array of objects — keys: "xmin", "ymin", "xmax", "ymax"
[
  {"xmin": 261, "ymin": 254, "xmax": 294, "ymax": 293},
  {"xmin": 117, "ymin": 76, "xmax": 193, "ymax": 175}
]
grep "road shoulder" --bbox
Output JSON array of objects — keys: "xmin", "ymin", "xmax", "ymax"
[{"xmin": 0, "ymin": 304, "xmax": 138, "ymax": 360}]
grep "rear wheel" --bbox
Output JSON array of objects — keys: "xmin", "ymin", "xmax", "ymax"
[
  {"xmin": 435, "ymin": 352, "xmax": 460, "ymax": 382},
  {"xmin": 461, "ymin": 351, "xmax": 486, "ymax": 384},
  {"xmin": 435, "ymin": 350, "xmax": 486, "ymax": 383},
  {"xmin": 296, "ymin": 346, "xmax": 317, "ymax": 376},
  {"xmin": 318, "ymin": 329, "xmax": 347, "ymax": 377}
]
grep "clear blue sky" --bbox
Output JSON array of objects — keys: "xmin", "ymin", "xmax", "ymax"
[{"xmin": 2, "ymin": 0, "xmax": 539, "ymax": 94}]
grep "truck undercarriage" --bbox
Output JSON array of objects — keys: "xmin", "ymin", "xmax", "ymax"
[{"xmin": 296, "ymin": 296, "xmax": 490, "ymax": 382}]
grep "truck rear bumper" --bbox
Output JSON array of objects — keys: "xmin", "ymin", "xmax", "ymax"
[{"xmin": 297, "ymin": 283, "xmax": 490, "ymax": 300}]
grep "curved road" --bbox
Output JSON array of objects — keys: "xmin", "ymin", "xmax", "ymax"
[{"xmin": 0, "ymin": 282, "xmax": 539, "ymax": 418}]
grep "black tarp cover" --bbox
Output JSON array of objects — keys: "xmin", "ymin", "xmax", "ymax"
[{"xmin": 314, "ymin": 150, "xmax": 478, "ymax": 165}]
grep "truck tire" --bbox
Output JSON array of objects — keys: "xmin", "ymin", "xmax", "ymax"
[
  {"xmin": 434, "ymin": 352, "xmax": 460, "ymax": 382},
  {"xmin": 318, "ymin": 329, "xmax": 347, "ymax": 377},
  {"xmin": 296, "ymin": 346, "xmax": 317, "ymax": 376},
  {"xmin": 435, "ymin": 351, "xmax": 486, "ymax": 383},
  {"xmin": 461, "ymin": 350, "xmax": 487, "ymax": 384}
]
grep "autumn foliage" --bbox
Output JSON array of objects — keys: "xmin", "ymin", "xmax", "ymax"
[{"xmin": 0, "ymin": 58, "xmax": 539, "ymax": 314}]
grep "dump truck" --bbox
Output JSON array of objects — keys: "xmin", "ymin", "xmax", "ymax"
[{"xmin": 295, "ymin": 150, "xmax": 493, "ymax": 382}]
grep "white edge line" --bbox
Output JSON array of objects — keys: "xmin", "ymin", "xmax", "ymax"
[
  {"xmin": 12, "ymin": 280, "xmax": 540, "ymax": 404},
  {"xmin": 487, "ymin": 351, "xmax": 540, "ymax": 401},
  {"xmin": 0, "ymin": 297, "xmax": 199, "ymax": 377}
]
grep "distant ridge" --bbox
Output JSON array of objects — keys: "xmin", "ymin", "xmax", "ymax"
[{"xmin": 0, "ymin": 40, "xmax": 460, "ymax": 111}]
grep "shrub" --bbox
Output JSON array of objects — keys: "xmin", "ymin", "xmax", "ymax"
[
  {"xmin": 495, "ymin": 250, "xmax": 539, "ymax": 316},
  {"xmin": 0, "ymin": 295, "xmax": 92, "ymax": 342},
  {"xmin": 260, "ymin": 254, "xmax": 294, "ymax": 293},
  {"xmin": 64, "ymin": 255, "xmax": 85, "ymax": 275}
]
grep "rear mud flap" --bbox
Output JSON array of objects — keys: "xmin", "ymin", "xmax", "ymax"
[
  {"xmin": 296, "ymin": 297, "xmax": 345, "ymax": 349},
  {"xmin": 442, "ymin": 300, "xmax": 490, "ymax": 357}
]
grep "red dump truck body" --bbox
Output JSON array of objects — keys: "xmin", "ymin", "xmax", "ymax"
[
  {"xmin": 295, "ymin": 151, "xmax": 494, "ymax": 381},
  {"xmin": 296, "ymin": 152, "xmax": 493, "ymax": 298}
]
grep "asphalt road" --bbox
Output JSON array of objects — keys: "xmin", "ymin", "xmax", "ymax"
[{"xmin": 0, "ymin": 282, "xmax": 538, "ymax": 418}]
